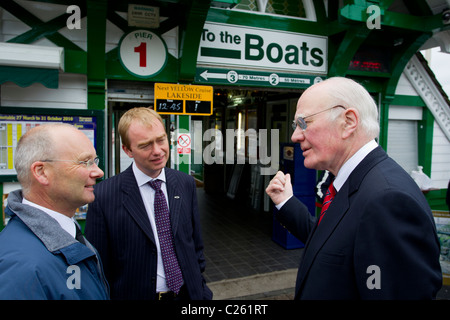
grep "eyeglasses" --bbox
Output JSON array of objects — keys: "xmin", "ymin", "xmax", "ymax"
[
  {"xmin": 292, "ymin": 105, "xmax": 346, "ymax": 131},
  {"xmin": 40, "ymin": 157, "xmax": 100, "ymax": 168}
]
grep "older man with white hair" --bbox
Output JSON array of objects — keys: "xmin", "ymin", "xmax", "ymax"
[{"xmin": 266, "ymin": 77, "xmax": 442, "ymax": 299}]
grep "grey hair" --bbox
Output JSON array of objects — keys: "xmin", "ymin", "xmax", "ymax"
[
  {"xmin": 322, "ymin": 77, "xmax": 380, "ymax": 139},
  {"xmin": 14, "ymin": 123, "xmax": 73, "ymax": 193}
]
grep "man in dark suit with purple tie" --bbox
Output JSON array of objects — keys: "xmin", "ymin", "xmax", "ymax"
[
  {"xmin": 85, "ymin": 107, "xmax": 212, "ymax": 300},
  {"xmin": 266, "ymin": 77, "xmax": 442, "ymax": 299}
]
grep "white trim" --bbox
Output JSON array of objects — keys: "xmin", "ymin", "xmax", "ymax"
[
  {"xmin": 0, "ymin": 43, "xmax": 64, "ymax": 70},
  {"xmin": 404, "ymin": 54, "xmax": 450, "ymax": 141}
]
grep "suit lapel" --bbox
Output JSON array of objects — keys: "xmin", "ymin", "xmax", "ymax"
[
  {"xmin": 121, "ymin": 166, "xmax": 156, "ymax": 244},
  {"xmin": 164, "ymin": 168, "xmax": 182, "ymax": 236},
  {"xmin": 295, "ymin": 186, "xmax": 350, "ymax": 295},
  {"xmin": 295, "ymin": 146, "xmax": 388, "ymax": 296}
]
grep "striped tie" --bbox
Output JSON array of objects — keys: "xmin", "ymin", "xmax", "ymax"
[{"xmin": 318, "ymin": 181, "xmax": 336, "ymax": 225}]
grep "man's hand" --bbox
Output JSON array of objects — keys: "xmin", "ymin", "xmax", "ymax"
[{"xmin": 265, "ymin": 171, "xmax": 293, "ymax": 206}]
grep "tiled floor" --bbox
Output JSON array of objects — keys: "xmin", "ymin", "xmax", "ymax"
[{"xmin": 197, "ymin": 187, "xmax": 303, "ymax": 283}]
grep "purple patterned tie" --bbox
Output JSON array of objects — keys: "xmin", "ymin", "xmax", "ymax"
[{"xmin": 148, "ymin": 179, "xmax": 183, "ymax": 294}]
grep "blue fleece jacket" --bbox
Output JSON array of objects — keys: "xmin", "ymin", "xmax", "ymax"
[{"xmin": 0, "ymin": 190, "xmax": 109, "ymax": 300}]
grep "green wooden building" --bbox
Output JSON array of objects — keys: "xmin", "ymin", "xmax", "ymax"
[{"xmin": 0, "ymin": 0, "xmax": 449, "ymax": 229}]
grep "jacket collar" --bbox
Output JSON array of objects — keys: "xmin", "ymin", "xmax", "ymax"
[
  {"xmin": 6, "ymin": 190, "xmax": 95, "ymax": 263},
  {"xmin": 121, "ymin": 165, "xmax": 156, "ymax": 243},
  {"xmin": 333, "ymin": 140, "xmax": 379, "ymax": 192},
  {"xmin": 120, "ymin": 165, "xmax": 183, "ymax": 242},
  {"xmin": 310, "ymin": 146, "xmax": 387, "ymax": 237},
  {"xmin": 165, "ymin": 167, "xmax": 182, "ymax": 235}
]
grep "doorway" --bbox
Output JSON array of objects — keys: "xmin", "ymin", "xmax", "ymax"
[{"xmin": 202, "ymin": 88, "xmax": 301, "ymax": 212}]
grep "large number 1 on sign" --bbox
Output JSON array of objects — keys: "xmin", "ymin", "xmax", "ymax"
[{"xmin": 134, "ymin": 42, "xmax": 147, "ymax": 67}]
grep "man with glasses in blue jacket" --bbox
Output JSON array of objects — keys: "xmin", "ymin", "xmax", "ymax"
[{"xmin": 0, "ymin": 123, "xmax": 109, "ymax": 299}]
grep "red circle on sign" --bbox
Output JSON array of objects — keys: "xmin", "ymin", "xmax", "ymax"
[{"xmin": 177, "ymin": 134, "xmax": 191, "ymax": 147}]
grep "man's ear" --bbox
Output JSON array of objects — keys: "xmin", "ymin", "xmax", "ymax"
[
  {"xmin": 30, "ymin": 161, "xmax": 50, "ymax": 186},
  {"xmin": 122, "ymin": 144, "xmax": 134, "ymax": 158},
  {"xmin": 342, "ymin": 108, "xmax": 359, "ymax": 139}
]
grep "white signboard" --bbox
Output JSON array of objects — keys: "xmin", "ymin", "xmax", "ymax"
[
  {"xmin": 177, "ymin": 133, "xmax": 191, "ymax": 154},
  {"xmin": 197, "ymin": 22, "xmax": 327, "ymax": 74},
  {"xmin": 119, "ymin": 30, "xmax": 167, "ymax": 77},
  {"xmin": 128, "ymin": 4, "xmax": 159, "ymax": 28}
]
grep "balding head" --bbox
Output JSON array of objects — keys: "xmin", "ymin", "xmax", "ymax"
[{"xmin": 14, "ymin": 124, "xmax": 103, "ymax": 215}]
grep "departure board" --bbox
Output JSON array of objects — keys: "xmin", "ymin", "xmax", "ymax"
[{"xmin": 154, "ymin": 83, "xmax": 213, "ymax": 116}]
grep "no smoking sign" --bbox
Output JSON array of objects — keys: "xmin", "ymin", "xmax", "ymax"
[{"xmin": 177, "ymin": 133, "xmax": 191, "ymax": 154}]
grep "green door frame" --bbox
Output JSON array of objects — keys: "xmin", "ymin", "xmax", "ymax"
[{"xmin": 87, "ymin": 0, "xmax": 107, "ymax": 111}]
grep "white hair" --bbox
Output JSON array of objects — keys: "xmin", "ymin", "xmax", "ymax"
[{"xmin": 321, "ymin": 77, "xmax": 380, "ymax": 139}]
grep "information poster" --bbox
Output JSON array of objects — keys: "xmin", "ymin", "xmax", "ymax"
[
  {"xmin": 0, "ymin": 113, "xmax": 97, "ymax": 176},
  {"xmin": 434, "ymin": 210, "xmax": 450, "ymax": 285}
]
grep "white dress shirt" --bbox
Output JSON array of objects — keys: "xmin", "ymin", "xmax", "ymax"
[
  {"xmin": 132, "ymin": 162, "xmax": 172, "ymax": 292},
  {"xmin": 333, "ymin": 139, "xmax": 378, "ymax": 191},
  {"xmin": 22, "ymin": 198, "xmax": 76, "ymax": 238}
]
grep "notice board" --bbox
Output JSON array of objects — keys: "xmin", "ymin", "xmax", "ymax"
[{"xmin": 0, "ymin": 107, "xmax": 104, "ymax": 182}]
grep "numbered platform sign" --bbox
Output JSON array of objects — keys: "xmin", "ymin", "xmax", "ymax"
[{"xmin": 119, "ymin": 29, "xmax": 167, "ymax": 77}]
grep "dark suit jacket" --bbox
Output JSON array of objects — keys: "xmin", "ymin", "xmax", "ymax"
[
  {"xmin": 85, "ymin": 165, "xmax": 212, "ymax": 300},
  {"xmin": 277, "ymin": 146, "xmax": 442, "ymax": 299}
]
